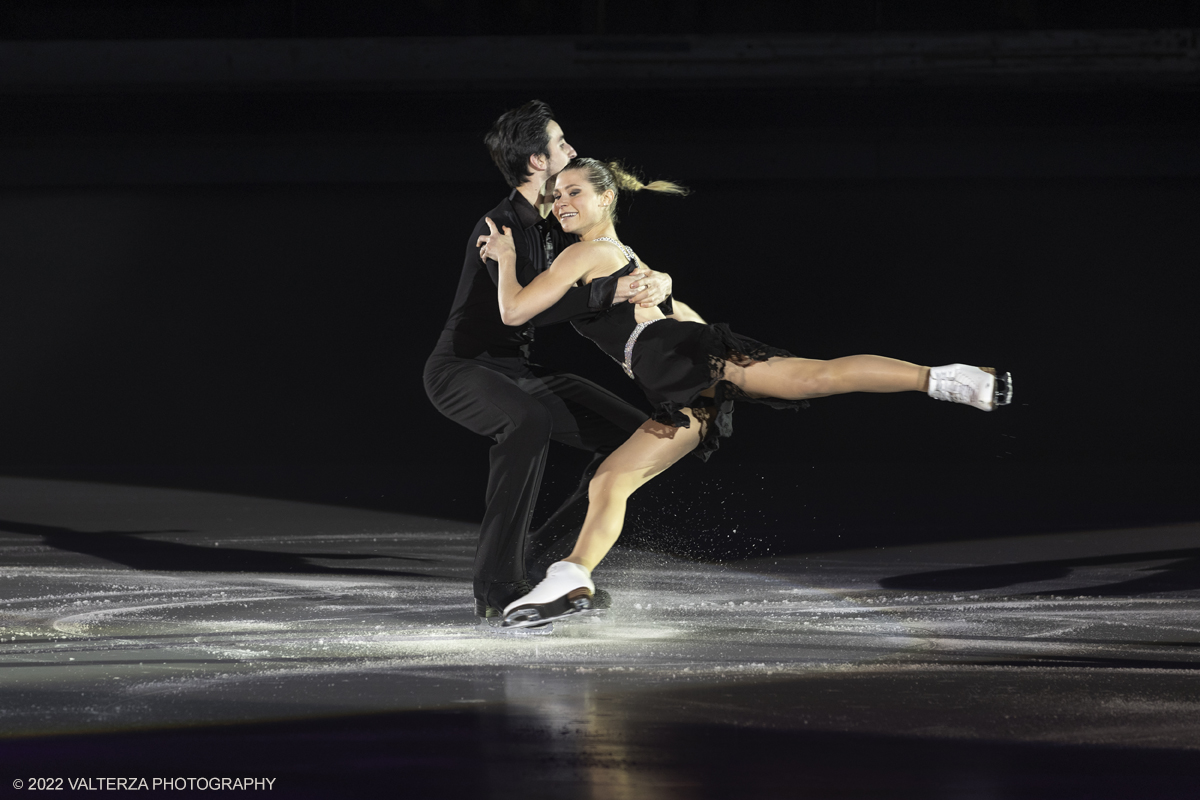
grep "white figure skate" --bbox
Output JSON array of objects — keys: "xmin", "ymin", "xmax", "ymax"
[
  {"xmin": 502, "ymin": 561, "xmax": 596, "ymax": 629},
  {"xmin": 928, "ymin": 364, "xmax": 1013, "ymax": 411}
]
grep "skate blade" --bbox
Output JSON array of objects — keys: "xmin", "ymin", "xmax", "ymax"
[
  {"xmin": 993, "ymin": 371, "xmax": 1013, "ymax": 407},
  {"xmin": 502, "ymin": 594, "xmax": 596, "ymax": 630},
  {"xmin": 978, "ymin": 368, "xmax": 1012, "ymax": 411},
  {"xmin": 476, "ymin": 616, "xmax": 555, "ymax": 635}
]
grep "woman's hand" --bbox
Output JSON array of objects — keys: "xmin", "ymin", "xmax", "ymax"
[{"xmin": 476, "ymin": 217, "xmax": 515, "ymax": 264}]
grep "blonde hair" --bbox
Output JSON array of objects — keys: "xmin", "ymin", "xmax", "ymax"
[{"xmin": 564, "ymin": 157, "xmax": 688, "ymax": 221}]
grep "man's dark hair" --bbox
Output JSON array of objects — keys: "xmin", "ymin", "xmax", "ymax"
[{"xmin": 484, "ymin": 100, "xmax": 556, "ymax": 189}]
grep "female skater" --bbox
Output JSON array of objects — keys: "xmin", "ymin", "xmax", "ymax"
[{"xmin": 480, "ymin": 157, "xmax": 1012, "ymax": 628}]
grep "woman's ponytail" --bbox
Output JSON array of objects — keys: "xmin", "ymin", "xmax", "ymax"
[
  {"xmin": 607, "ymin": 161, "xmax": 689, "ymax": 197},
  {"xmin": 563, "ymin": 157, "xmax": 689, "ymax": 222}
]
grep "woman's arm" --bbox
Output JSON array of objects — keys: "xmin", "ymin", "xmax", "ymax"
[{"xmin": 482, "ymin": 217, "xmax": 595, "ymax": 326}]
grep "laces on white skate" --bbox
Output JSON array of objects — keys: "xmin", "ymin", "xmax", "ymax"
[{"xmin": 927, "ymin": 364, "xmax": 1012, "ymax": 411}]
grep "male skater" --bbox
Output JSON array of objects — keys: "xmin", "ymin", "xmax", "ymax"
[{"xmin": 423, "ymin": 100, "xmax": 672, "ymax": 621}]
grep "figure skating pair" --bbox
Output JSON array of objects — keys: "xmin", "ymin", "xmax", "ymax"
[{"xmin": 476, "ymin": 157, "xmax": 1012, "ymax": 629}]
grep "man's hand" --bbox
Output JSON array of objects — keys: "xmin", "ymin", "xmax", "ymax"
[{"xmin": 615, "ymin": 268, "xmax": 672, "ymax": 308}]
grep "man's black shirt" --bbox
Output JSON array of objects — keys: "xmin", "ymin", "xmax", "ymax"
[{"xmin": 430, "ymin": 189, "xmax": 616, "ymax": 376}]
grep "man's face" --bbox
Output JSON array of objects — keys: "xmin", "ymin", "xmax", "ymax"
[{"xmin": 543, "ymin": 120, "xmax": 577, "ymax": 176}]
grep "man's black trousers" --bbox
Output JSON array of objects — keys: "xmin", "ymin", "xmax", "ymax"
[{"xmin": 423, "ymin": 355, "xmax": 646, "ymax": 598}]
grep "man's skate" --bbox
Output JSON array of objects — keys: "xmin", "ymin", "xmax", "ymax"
[
  {"xmin": 927, "ymin": 364, "xmax": 1013, "ymax": 411},
  {"xmin": 474, "ymin": 579, "xmax": 557, "ymax": 634},
  {"xmin": 502, "ymin": 561, "xmax": 597, "ymax": 629}
]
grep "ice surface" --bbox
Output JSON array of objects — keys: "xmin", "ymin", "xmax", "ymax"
[{"xmin": 1, "ymin": 476, "xmax": 1198, "ymax": 753}]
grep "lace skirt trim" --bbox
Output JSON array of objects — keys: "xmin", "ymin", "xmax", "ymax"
[{"xmin": 639, "ymin": 322, "xmax": 806, "ymax": 462}]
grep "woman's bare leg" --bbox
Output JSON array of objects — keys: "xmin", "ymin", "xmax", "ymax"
[
  {"xmin": 725, "ymin": 355, "xmax": 930, "ymax": 401},
  {"xmin": 565, "ymin": 410, "xmax": 705, "ymax": 571},
  {"xmin": 502, "ymin": 411, "xmax": 706, "ymax": 623}
]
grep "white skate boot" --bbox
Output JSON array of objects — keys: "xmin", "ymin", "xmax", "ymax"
[
  {"xmin": 927, "ymin": 364, "xmax": 1013, "ymax": 411},
  {"xmin": 502, "ymin": 561, "xmax": 595, "ymax": 629}
]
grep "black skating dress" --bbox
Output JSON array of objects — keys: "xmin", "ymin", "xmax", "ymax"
[{"xmin": 570, "ymin": 243, "xmax": 805, "ymax": 461}]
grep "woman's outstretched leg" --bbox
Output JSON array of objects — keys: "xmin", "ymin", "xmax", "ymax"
[
  {"xmin": 728, "ymin": 354, "xmax": 926, "ymax": 399},
  {"xmin": 729, "ymin": 356, "xmax": 1009, "ymax": 410},
  {"xmin": 502, "ymin": 411, "xmax": 704, "ymax": 627}
]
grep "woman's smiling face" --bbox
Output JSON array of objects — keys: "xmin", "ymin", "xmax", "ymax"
[{"xmin": 553, "ymin": 169, "xmax": 612, "ymax": 234}]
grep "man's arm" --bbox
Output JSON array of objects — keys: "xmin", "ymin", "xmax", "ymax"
[
  {"xmin": 530, "ymin": 267, "xmax": 670, "ymax": 322},
  {"xmin": 527, "ymin": 275, "xmax": 615, "ymax": 327},
  {"xmin": 522, "ymin": 265, "xmax": 673, "ymax": 327},
  {"xmin": 477, "ymin": 222, "xmax": 674, "ymax": 324}
]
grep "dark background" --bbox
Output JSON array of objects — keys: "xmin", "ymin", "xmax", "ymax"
[{"xmin": 1, "ymin": 2, "xmax": 1197, "ymax": 557}]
